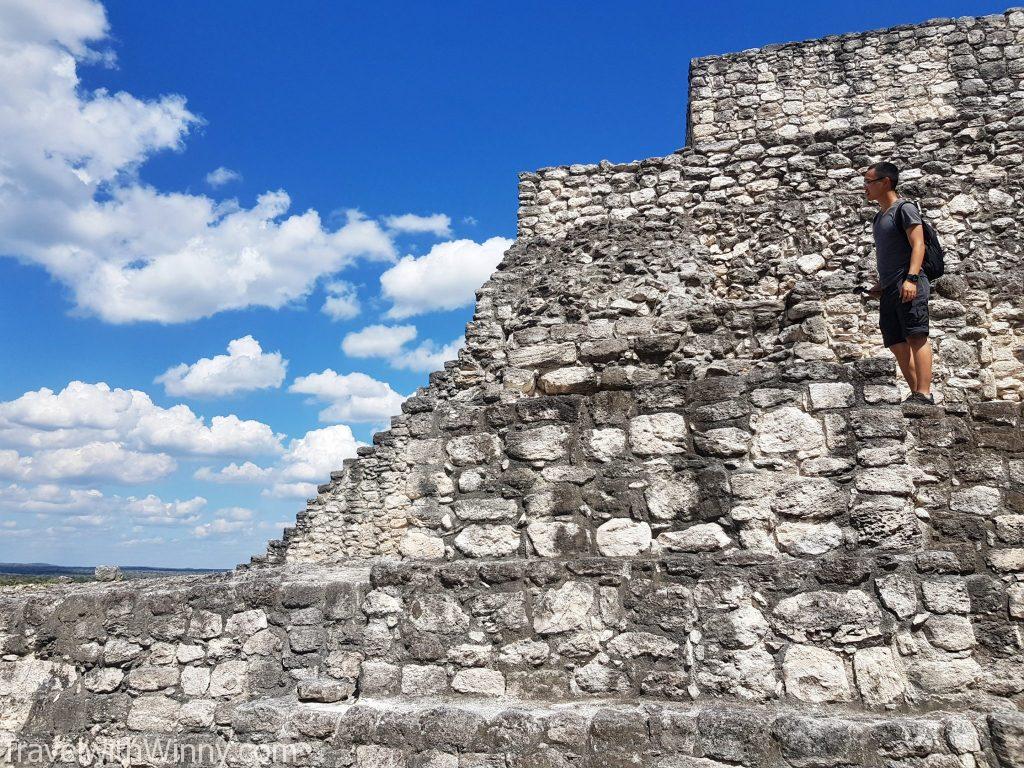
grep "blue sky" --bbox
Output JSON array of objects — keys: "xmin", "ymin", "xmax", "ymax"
[{"xmin": 0, "ymin": 0, "xmax": 1006, "ymax": 568}]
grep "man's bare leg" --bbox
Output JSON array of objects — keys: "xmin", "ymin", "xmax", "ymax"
[
  {"xmin": 908, "ymin": 334, "xmax": 932, "ymax": 395},
  {"xmin": 889, "ymin": 342, "xmax": 918, "ymax": 392}
]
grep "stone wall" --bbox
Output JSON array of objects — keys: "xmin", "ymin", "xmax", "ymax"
[
  {"xmin": 686, "ymin": 8, "xmax": 1024, "ymax": 146},
  {"xmin": 3, "ymin": 7, "xmax": 1024, "ymax": 766}
]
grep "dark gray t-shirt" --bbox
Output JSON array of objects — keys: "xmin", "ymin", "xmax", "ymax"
[{"xmin": 873, "ymin": 198, "xmax": 923, "ymax": 288}]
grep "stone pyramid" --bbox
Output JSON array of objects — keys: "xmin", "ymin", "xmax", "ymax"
[{"xmin": 3, "ymin": 7, "xmax": 1024, "ymax": 767}]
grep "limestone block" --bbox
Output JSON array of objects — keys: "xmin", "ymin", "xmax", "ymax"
[
  {"xmin": 853, "ymin": 647, "xmax": 905, "ymax": 705},
  {"xmin": 526, "ymin": 520, "xmax": 584, "ymax": 557},
  {"xmin": 907, "ymin": 657, "xmax": 981, "ymax": 693},
  {"xmin": 876, "ymin": 574, "xmax": 918, "ymax": 618},
  {"xmin": 534, "ymin": 582, "xmax": 598, "ymax": 634},
  {"xmin": 454, "ymin": 524, "xmax": 520, "ymax": 557},
  {"xmin": 445, "ymin": 434, "xmax": 501, "ymax": 466},
  {"xmin": 408, "ymin": 592, "xmax": 470, "ymax": 634},
  {"xmin": 83, "ymin": 668, "xmax": 124, "ymax": 693},
  {"xmin": 225, "ymin": 609, "xmax": 268, "ymax": 639},
  {"xmin": 180, "ymin": 699, "xmax": 216, "ymax": 729},
  {"xmin": 645, "ymin": 474, "xmax": 700, "ymax": 521},
  {"xmin": 399, "ymin": 529, "xmax": 446, "ymax": 560},
  {"xmin": 922, "ymin": 581, "xmax": 971, "ymax": 614},
  {"xmin": 209, "ymin": 660, "xmax": 247, "ymax": 698},
  {"xmin": 507, "ymin": 343, "xmax": 577, "ymax": 369},
  {"xmin": 856, "ymin": 468, "xmax": 914, "ymax": 496},
  {"xmin": 401, "ymin": 664, "xmax": 448, "ymax": 695},
  {"xmin": 808, "ymin": 383, "xmax": 855, "ymax": 410},
  {"xmin": 127, "ymin": 666, "xmax": 180, "ymax": 691},
  {"xmin": 451, "ymin": 668, "xmax": 506, "ymax": 696},
  {"xmin": 506, "ymin": 425, "xmax": 570, "ymax": 461},
  {"xmin": 924, "ymin": 615, "xmax": 976, "ymax": 651},
  {"xmin": 595, "ymin": 518, "xmax": 652, "ymax": 557},
  {"xmin": 607, "ymin": 631, "xmax": 679, "ymax": 658},
  {"xmin": 242, "ymin": 628, "xmax": 282, "ymax": 657},
  {"xmin": 656, "ymin": 523, "xmax": 733, "ymax": 553},
  {"xmin": 629, "ymin": 413, "xmax": 689, "ymax": 456},
  {"xmin": 693, "ymin": 427, "xmax": 751, "ymax": 457},
  {"xmin": 187, "ymin": 609, "xmax": 223, "ymax": 640},
  {"xmin": 127, "ymin": 695, "xmax": 181, "ymax": 732},
  {"xmin": 950, "ymin": 485, "xmax": 1002, "ymax": 516},
  {"xmin": 773, "ymin": 590, "xmax": 882, "ymax": 643},
  {"xmin": 453, "ymin": 498, "xmax": 518, "ymax": 522},
  {"xmin": 752, "ymin": 407, "xmax": 825, "ymax": 456},
  {"xmin": 538, "ymin": 366, "xmax": 598, "ymax": 394},
  {"xmin": 775, "ymin": 521, "xmax": 843, "ymax": 556},
  {"xmin": 783, "ymin": 645, "xmax": 852, "ymax": 703},
  {"xmin": 771, "ymin": 477, "xmax": 847, "ymax": 519},
  {"xmin": 499, "ymin": 639, "xmax": 550, "ymax": 666},
  {"xmin": 587, "ymin": 428, "xmax": 627, "ymax": 462},
  {"xmin": 1010, "ymin": 584, "xmax": 1024, "ymax": 620},
  {"xmin": 180, "ymin": 666, "xmax": 211, "ymax": 696}
]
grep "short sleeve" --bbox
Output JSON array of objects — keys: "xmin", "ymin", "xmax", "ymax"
[{"xmin": 899, "ymin": 202, "xmax": 923, "ymax": 229}]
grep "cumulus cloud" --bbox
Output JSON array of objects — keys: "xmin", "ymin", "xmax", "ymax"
[
  {"xmin": 289, "ymin": 370, "xmax": 407, "ymax": 424},
  {"xmin": 0, "ymin": 3, "xmax": 397, "ymax": 324},
  {"xmin": 123, "ymin": 494, "xmax": 206, "ymax": 525},
  {"xmin": 155, "ymin": 336, "xmax": 287, "ymax": 397},
  {"xmin": 321, "ymin": 280, "xmax": 360, "ymax": 321},
  {"xmin": 205, "ymin": 166, "xmax": 241, "ymax": 187},
  {"xmin": 263, "ymin": 424, "xmax": 362, "ymax": 499},
  {"xmin": 193, "ymin": 461, "xmax": 274, "ymax": 484},
  {"xmin": 383, "ymin": 213, "xmax": 452, "ymax": 237},
  {"xmin": 390, "ymin": 337, "xmax": 465, "ymax": 372},
  {"xmin": 192, "ymin": 506, "xmax": 253, "ymax": 538},
  {"xmin": 341, "ymin": 324, "xmax": 417, "ymax": 358},
  {"xmin": 0, "ymin": 482, "xmax": 205, "ymax": 529},
  {"xmin": 340, "ymin": 324, "xmax": 464, "ymax": 373},
  {"xmin": 0, "ymin": 381, "xmax": 285, "ymax": 457},
  {"xmin": 380, "ymin": 236, "xmax": 512, "ymax": 319}
]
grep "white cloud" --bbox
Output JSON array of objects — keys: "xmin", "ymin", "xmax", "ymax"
[
  {"xmin": 155, "ymin": 335, "xmax": 287, "ymax": 397},
  {"xmin": 462, "ymin": 216, "xmax": 477, "ymax": 226},
  {"xmin": 321, "ymin": 280, "xmax": 360, "ymax": 321},
  {"xmin": 0, "ymin": 381, "xmax": 285, "ymax": 457},
  {"xmin": 123, "ymin": 494, "xmax": 205, "ymax": 525},
  {"xmin": 262, "ymin": 424, "xmax": 362, "ymax": 499},
  {"xmin": 341, "ymin": 324, "xmax": 417, "ymax": 358},
  {"xmin": 0, "ymin": 482, "xmax": 204, "ymax": 528},
  {"xmin": 289, "ymin": 370, "xmax": 407, "ymax": 423},
  {"xmin": 194, "ymin": 461, "xmax": 273, "ymax": 484},
  {"xmin": 0, "ymin": 443, "xmax": 175, "ymax": 484},
  {"xmin": 193, "ymin": 518, "xmax": 248, "ymax": 538},
  {"xmin": 0, "ymin": 5, "xmax": 398, "ymax": 323},
  {"xmin": 383, "ymin": 213, "xmax": 452, "ymax": 237},
  {"xmin": 261, "ymin": 481, "xmax": 317, "ymax": 500},
  {"xmin": 205, "ymin": 166, "xmax": 241, "ymax": 187},
  {"xmin": 380, "ymin": 236, "xmax": 512, "ymax": 319},
  {"xmin": 390, "ymin": 337, "xmax": 465, "ymax": 372}
]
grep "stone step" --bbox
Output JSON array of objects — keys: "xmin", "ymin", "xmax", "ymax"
[{"xmin": 229, "ymin": 694, "xmax": 1022, "ymax": 767}]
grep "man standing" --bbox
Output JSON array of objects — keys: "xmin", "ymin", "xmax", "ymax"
[{"xmin": 863, "ymin": 162, "xmax": 934, "ymax": 405}]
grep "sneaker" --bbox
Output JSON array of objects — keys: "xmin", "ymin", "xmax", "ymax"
[{"xmin": 903, "ymin": 391, "xmax": 935, "ymax": 405}]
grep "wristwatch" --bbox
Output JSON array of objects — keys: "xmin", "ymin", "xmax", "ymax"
[{"xmin": 905, "ymin": 273, "xmax": 920, "ymax": 283}]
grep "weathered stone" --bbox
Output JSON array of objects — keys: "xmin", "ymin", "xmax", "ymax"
[
  {"xmin": 534, "ymin": 582, "xmax": 597, "ymax": 634},
  {"xmin": 783, "ymin": 645, "xmax": 852, "ymax": 703},
  {"xmin": 753, "ymin": 407, "xmax": 825, "ymax": 456},
  {"xmin": 454, "ymin": 524, "xmax": 521, "ymax": 557},
  {"xmin": 773, "ymin": 590, "xmax": 882, "ymax": 643},
  {"xmin": 629, "ymin": 413, "xmax": 689, "ymax": 455},
  {"xmin": 595, "ymin": 518, "xmax": 652, "ymax": 557}
]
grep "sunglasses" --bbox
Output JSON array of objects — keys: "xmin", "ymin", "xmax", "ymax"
[{"xmin": 863, "ymin": 177, "xmax": 887, "ymax": 186}]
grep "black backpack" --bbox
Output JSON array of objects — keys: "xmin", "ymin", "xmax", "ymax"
[{"xmin": 892, "ymin": 199, "xmax": 945, "ymax": 280}]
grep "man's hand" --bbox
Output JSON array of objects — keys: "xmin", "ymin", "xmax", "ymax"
[{"xmin": 900, "ymin": 279, "xmax": 917, "ymax": 303}]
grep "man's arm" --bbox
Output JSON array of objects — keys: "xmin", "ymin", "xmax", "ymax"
[{"xmin": 900, "ymin": 223, "xmax": 925, "ymax": 302}]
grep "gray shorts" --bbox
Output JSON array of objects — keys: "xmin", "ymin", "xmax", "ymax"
[{"xmin": 879, "ymin": 274, "xmax": 930, "ymax": 348}]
